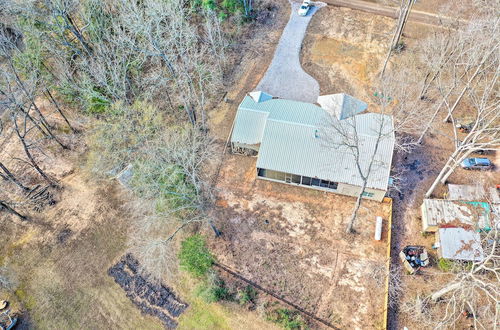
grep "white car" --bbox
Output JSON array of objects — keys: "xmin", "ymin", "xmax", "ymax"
[{"xmin": 298, "ymin": 1, "xmax": 311, "ymax": 16}]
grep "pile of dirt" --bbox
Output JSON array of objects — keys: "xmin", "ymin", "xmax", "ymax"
[{"xmin": 108, "ymin": 254, "xmax": 188, "ymax": 329}]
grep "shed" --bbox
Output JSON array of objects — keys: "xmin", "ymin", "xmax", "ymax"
[
  {"xmin": 421, "ymin": 199, "xmax": 491, "ymax": 232},
  {"xmin": 447, "ymin": 184, "xmax": 500, "ymax": 203},
  {"xmin": 436, "ymin": 227, "xmax": 484, "ymax": 262}
]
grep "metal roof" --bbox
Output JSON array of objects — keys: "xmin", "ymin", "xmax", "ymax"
[
  {"xmin": 231, "ymin": 93, "xmax": 395, "ymax": 190},
  {"xmin": 422, "ymin": 199, "xmax": 492, "ymax": 229},
  {"xmin": 317, "ymin": 93, "xmax": 368, "ymax": 120},
  {"xmin": 438, "ymin": 227, "xmax": 484, "ymax": 261}
]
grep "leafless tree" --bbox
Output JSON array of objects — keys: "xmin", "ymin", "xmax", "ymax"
[
  {"xmin": 323, "ymin": 71, "xmax": 426, "ymax": 232},
  {"xmin": 417, "ymin": 14, "xmax": 499, "ymax": 143},
  {"xmin": 425, "ymin": 57, "xmax": 499, "ymax": 197},
  {"xmin": 401, "ymin": 228, "xmax": 499, "ymax": 329}
]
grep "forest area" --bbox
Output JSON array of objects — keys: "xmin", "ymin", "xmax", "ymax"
[{"xmin": 0, "ymin": 0, "xmax": 499, "ymax": 329}]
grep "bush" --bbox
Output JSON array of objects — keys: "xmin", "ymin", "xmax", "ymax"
[
  {"xmin": 197, "ymin": 271, "xmax": 231, "ymax": 303},
  {"xmin": 438, "ymin": 258, "xmax": 453, "ymax": 272},
  {"xmin": 266, "ymin": 308, "xmax": 308, "ymax": 330},
  {"xmin": 237, "ymin": 285, "xmax": 256, "ymax": 305},
  {"xmin": 179, "ymin": 235, "xmax": 214, "ymax": 277}
]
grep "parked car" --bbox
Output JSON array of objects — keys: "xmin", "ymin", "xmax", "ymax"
[
  {"xmin": 460, "ymin": 157, "xmax": 493, "ymax": 170},
  {"xmin": 297, "ymin": 1, "xmax": 311, "ymax": 16}
]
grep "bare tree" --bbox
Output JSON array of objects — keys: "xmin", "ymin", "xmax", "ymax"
[
  {"xmin": 402, "ymin": 228, "xmax": 499, "ymax": 329},
  {"xmin": 425, "ymin": 58, "xmax": 499, "ymax": 197}
]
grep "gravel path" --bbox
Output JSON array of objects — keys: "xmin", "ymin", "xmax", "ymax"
[{"xmin": 255, "ymin": 1, "xmax": 325, "ymax": 103}]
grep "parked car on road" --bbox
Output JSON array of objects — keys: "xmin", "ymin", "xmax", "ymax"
[
  {"xmin": 298, "ymin": 1, "xmax": 311, "ymax": 16},
  {"xmin": 460, "ymin": 157, "xmax": 493, "ymax": 170}
]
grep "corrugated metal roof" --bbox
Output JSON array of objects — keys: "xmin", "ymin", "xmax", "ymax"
[
  {"xmin": 448, "ymin": 184, "xmax": 500, "ymax": 204},
  {"xmin": 231, "ymin": 94, "xmax": 395, "ymax": 190},
  {"xmin": 255, "ymin": 117, "xmax": 394, "ymax": 190},
  {"xmin": 231, "ymin": 109, "xmax": 268, "ymax": 145},
  {"xmin": 438, "ymin": 227, "xmax": 484, "ymax": 261},
  {"xmin": 317, "ymin": 93, "xmax": 368, "ymax": 120},
  {"xmin": 422, "ymin": 199, "xmax": 491, "ymax": 229}
]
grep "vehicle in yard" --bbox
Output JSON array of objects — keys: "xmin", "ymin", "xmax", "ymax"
[
  {"xmin": 460, "ymin": 157, "xmax": 493, "ymax": 170},
  {"xmin": 298, "ymin": 1, "xmax": 311, "ymax": 16}
]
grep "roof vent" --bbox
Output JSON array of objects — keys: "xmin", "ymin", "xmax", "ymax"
[{"xmin": 314, "ymin": 129, "xmax": 319, "ymax": 138}]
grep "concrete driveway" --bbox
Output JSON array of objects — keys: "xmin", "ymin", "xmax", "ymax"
[{"xmin": 255, "ymin": 0, "xmax": 325, "ymax": 103}]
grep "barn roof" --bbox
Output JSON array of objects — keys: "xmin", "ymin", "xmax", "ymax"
[{"xmin": 230, "ymin": 93, "xmax": 395, "ymax": 191}]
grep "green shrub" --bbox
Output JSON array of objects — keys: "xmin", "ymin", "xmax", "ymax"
[
  {"xmin": 202, "ymin": 0, "xmax": 217, "ymax": 10},
  {"xmin": 438, "ymin": 258, "xmax": 453, "ymax": 272},
  {"xmin": 179, "ymin": 235, "xmax": 214, "ymax": 277},
  {"xmin": 196, "ymin": 271, "xmax": 231, "ymax": 303},
  {"xmin": 267, "ymin": 308, "xmax": 308, "ymax": 330},
  {"xmin": 237, "ymin": 285, "xmax": 256, "ymax": 305},
  {"xmin": 221, "ymin": 0, "xmax": 242, "ymax": 13}
]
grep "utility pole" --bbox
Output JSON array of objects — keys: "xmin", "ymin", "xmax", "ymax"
[{"xmin": 381, "ymin": 0, "xmax": 415, "ymax": 77}]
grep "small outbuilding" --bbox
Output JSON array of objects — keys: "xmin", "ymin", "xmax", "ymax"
[
  {"xmin": 447, "ymin": 184, "xmax": 500, "ymax": 203},
  {"xmin": 421, "ymin": 199, "xmax": 491, "ymax": 232},
  {"xmin": 435, "ymin": 227, "xmax": 484, "ymax": 262}
]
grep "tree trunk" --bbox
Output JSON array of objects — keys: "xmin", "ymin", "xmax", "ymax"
[
  {"xmin": 0, "ymin": 200, "xmax": 28, "ymax": 221},
  {"xmin": 13, "ymin": 120, "xmax": 54, "ymax": 186},
  {"xmin": 0, "ymin": 161, "xmax": 29, "ymax": 191},
  {"xmin": 45, "ymin": 89, "xmax": 77, "ymax": 133},
  {"xmin": 346, "ymin": 180, "xmax": 368, "ymax": 233}
]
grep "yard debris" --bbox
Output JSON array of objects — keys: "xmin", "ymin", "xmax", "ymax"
[
  {"xmin": 108, "ymin": 254, "xmax": 188, "ymax": 328},
  {"xmin": 399, "ymin": 246, "xmax": 429, "ymax": 274},
  {"xmin": 0, "ymin": 308, "xmax": 17, "ymax": 330}
]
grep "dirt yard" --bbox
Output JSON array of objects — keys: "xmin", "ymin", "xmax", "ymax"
[{"xmin": 210, "ymin": 154, "xmax": 392, "ymax": 329}]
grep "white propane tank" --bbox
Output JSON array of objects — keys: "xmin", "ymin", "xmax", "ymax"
[{"xmin": 374, "ymin": 216, "xmax": 383, "ymax": 241}]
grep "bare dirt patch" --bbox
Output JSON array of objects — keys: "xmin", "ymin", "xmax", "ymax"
[
  {"xmin": 301, "ymin": 6, "xmax": 394, "ymax": 100},
  {"xmin": 210, "ymin": 154, "xmax": 391, "ymax": 329}
]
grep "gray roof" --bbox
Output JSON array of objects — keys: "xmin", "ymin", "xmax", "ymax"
[
  {"xmin": 231, "ymin": 94, "xmax": 395, "ymax": 191},
  {"xmin": 422, "ymin": 199, "xmax": 492, "ymax": 229},
  {"xmin": 438, "ymin": 227, "xmax": 484, "ymax": 261},
  {"xmin": 448, "ymin": 184, "xmax": 500, "ymax": 204},
  {"xmin": 317, "ymin": 93, "xmax": 368, "ymax": 120}
]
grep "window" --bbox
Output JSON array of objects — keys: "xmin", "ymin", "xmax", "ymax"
[
  {"xmin": 285, "ymin": 173, "xmax": 292, "ymax": 183},
  {"xmin": 362, "ymin": 191, "xmax": 375, "ymax": 197},
  {"xmin": 328, "ymin": 182, "xmax": 338, "ymax": 190},
  {"xmin": 292, "ymin": 175, "xmax": 301, "ymax": 184},
  {"xmin": 301, "ymin": 176, "xmax": 311, "ymax": 185},
  {"xmin": 311, "ymin": 178, "xmax": 320, "ymax": 186},
  {"xmin": 257, "ymin": 168, "xmax": 266, "ymax": 177}
]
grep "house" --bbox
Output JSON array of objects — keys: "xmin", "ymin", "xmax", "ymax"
[
  {"xmin": 230, "ymin": 92, "xmax": 395, "ymax": 202},
  {"xmin": 420, "ymin": 199, "xmax": 492, "ymax": 232},
  {"xmin": 435, "ymin": 227, "xmax": 484, "ymax": 262}
]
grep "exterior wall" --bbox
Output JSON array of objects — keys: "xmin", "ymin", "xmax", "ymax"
[
  {"xmin": 256, "ymin": 167, "xmax": 386, "ymax": 202},
  {"xmin": 421, "ymin": 203, "xmax": 438, "ymax": 232},
  {"xmin": 336, "ymin": 183, "xmax": 385, "ymax": 202},
  {"xmin": 231, "ymin": 142, "xmax": 259, "ymax": 156}
]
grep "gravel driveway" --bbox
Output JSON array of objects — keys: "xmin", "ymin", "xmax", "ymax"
[{"xmin": 255, "ymin": 1, "xmax": 325, "ymax": 103}]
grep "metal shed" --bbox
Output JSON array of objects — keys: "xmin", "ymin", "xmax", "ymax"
[
  {"xmin": 436, "ymin": 227, "xmax": 484, "ymax": 261},
  {"xmin": 421, "ymin": 199, "xmax": 491, "ymax": 232}
]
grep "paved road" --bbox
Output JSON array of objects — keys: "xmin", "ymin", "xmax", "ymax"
[{"xmin": 255, "ymin": 1, "xmax": 325, "ymax": 104}]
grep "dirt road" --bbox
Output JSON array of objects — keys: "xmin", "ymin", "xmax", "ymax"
[
  {"xmin": 324, "ymin": 0, "xmax": 460, "ymax": 26},
  {"xmin": 255, "ymin": 0, "xmax": 325, "ymax": 103}
]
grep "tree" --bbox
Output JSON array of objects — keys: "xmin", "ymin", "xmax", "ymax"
[
  {"xmin": 402, "ymin": 228, "xmax": 499, "ymax": 329},
  {"xmin": 424, "ymin": 56, "xmax": 499, "ymax": 197},
  {"xmin": 323, "ymin": 70, "xmax": 425, "ymax": 233}
]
